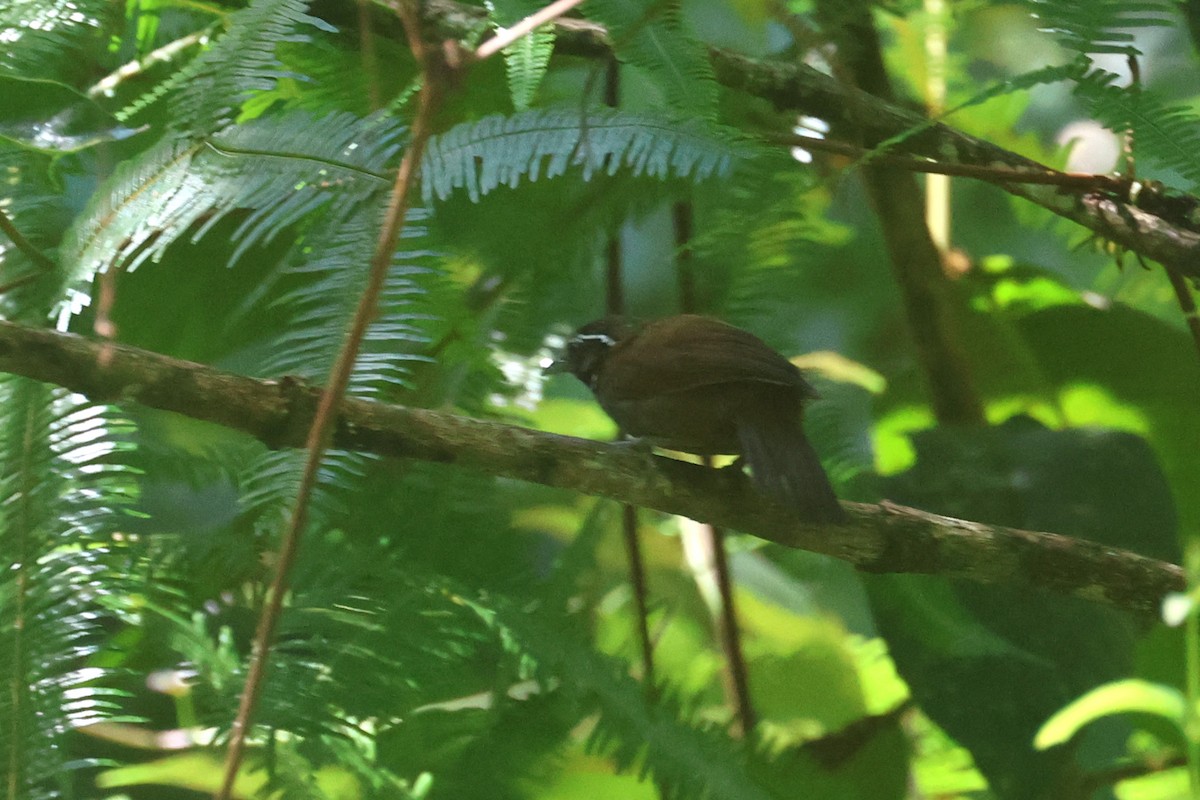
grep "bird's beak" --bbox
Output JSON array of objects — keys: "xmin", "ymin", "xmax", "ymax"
[{"xmin": 543, "ymin": 356, "xmax": 570, "ymax": 375}]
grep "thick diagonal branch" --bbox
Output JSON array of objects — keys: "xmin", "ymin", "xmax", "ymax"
[{"xmin": 0, "ymin": 320, "xmax": 1180, "ymax": 619}]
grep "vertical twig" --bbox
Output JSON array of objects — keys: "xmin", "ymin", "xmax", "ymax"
[
  {"xmin": 1122, "ymin": 57, "xmax": 1200, "ymax": 367},
  {"xmin": 673, "ymin": 201, "xmax": 756, "ymax": 737},
  {"xmin": 815, "ymin": 0, "xmax": 983, "ymax": 425},
  {"xmin": 602, "ymin": 55, "xmax": 656, "ymax": 693},
  {"xmin": 922, "ymin": 0, "xmax": 951, "ymax": 253},
  {"xmin": 672, "ymin": 202, "xmax": 696, "ymax": 313},
  {"xmin": 1164, "ymin": 264, "xmax": 1200, "ymax": 364},
  {"xmin": 606, "ymin": 234, "xmax": 625, "ymax": 320},
  {"xmin": 1123, "ymin": 55, "xmax": 1140, "ymax": 184},
  {"xmin": 357, "ymin": 0, "xmax": 382, "ymax": 111},
  {"xmin": 685, "ymin": 520, "xmax": 757, "ymax": 737},
  {"xmin": 621, "ymin": 504, "xmax": 656, "ymax": 686},
  {"xmin": 1186, "ymin": 543, "xmax": 1200, "ymax": 798},
  {"xmin": 710, "ymin": 538, "xmax": 756, "ymax": 736},
  {"xmin": 213, "ymin": 4, "xmax": 445, "ymax": 797}
]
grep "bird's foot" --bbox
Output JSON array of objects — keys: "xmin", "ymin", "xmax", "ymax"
[{"xmin": 610, "ymin": 436, "xmax": 656, "ymax": 455}]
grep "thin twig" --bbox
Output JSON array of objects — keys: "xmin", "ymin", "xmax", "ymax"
[
  {"xmin": 1123, "ymin": 55, "xmax": 1139, "ymax": 185},
  {"xmin": 358, "ymin": 0, "xmax": 382, "ymax": 111},
  {"xmin": 473, "ymin": 0, "xmax": 587, "ymax": 62},
  {"xmin": 672, "ymin": 202, "xmax": 696, "ymax": 312},
  {"xmin": 777, "ymin": 134, "xmax": 1126, "ymax": 191},
  {"xmin": 621, "ymin": 504, "xmax": 656, "ymax": 687},
  {"xmin": 674, "ymin": 200, "xmax": 756, "ymax": 737},
  {"xmin": 1117, "ymin": 63, "xmax": 1200, "ymax": 374},
  {"xmin": 709, "ymin": 525, "xmax": 756, "ymax": 735},
  {"xmin": 0, "ymin": 208, "xmax": 56, "ymax": 273},
  {"xmin": 213, "ymin": 3, "xmax": 445, "ymax": 797},
  {"xmin": 602, "ymin": 58, "xmax": 656, "ymax": 695},
  {"xmin": 922, "ymin": 0, "xmax": 951, "ymax": 252},
  {"xmin": 87, "ymin": 29, "xmax": 212, "ymax": 98},
  {"xmin": 1164, "ymin": 265, "xmax": 1200, "ymax": 363},
  {"xmin": 0, "ymin": 272, "xmax": 46, "ymax": 296}
]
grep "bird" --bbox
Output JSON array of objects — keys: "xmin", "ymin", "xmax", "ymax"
[{"xmin": 549, "ymin": 314, "xmax": 844, "ymax": 523}]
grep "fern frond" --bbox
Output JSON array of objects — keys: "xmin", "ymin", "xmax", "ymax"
[
  {"xmin": 0, "ymin": 0, "xmax": 116, "ymax": 80},
  {"xmin": 502, "ymin": 28, "xmax": 556, "ymax": 112},
  {"xmin": 853, "ymin": 61, "xmax": 1087, "ymax": 162},
  {"xmin": 583, "ymin": 0, "xmax": 717, "ymax": 116},
  {"xmin": 422, "ymin": 109, "xmax": 742, "ymax": 203},
  {"xmin": 257, "ymin": 212, "xmax": 431, "ymax": 394},
  {"xmin": 483, "ymin": 600, "xmax": 775, "ymax": 800},
  {"xmin": 172, "ymin": 0, "xmax": 334, "ymax": 133},
  {"xmin": 113, "ymin": 22, "xmax": 222, "ymax": 124},
  {"xmin": 488, "ymin": 0, "xmax": 557, "ymax": 111},
  {"xmin": 1074, "ymin": 68, "xmax": 1200, "ymax": 189},
  {"xmin": 1025, "ymin": 0, "xmax": 1176, "ymax": 56},
  {"xmin": 944, "ymin": 60, "xmax": 1088, "ymax": 120},
  {"xmin": 0, "ymin": 378, "xmax": 138, "ymax": 799},
  {"xmin": 267, "ymin": 540, "xmax": 500, "ymax": 725},
  {"xmin": 62, "ymin": 110, "xmax": 404, "ymax": 281},
  {"xmin": 156, "ymin": 526, "xmax": 506, "ymax": 773},
  {"xmin": 232, "ymin": 207, "xmax": 434, "ymax": 568}
]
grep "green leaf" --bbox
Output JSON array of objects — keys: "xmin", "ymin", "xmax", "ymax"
[
  {"xmin": 867, "ymin": 60, "xmax": 1087, "ymax": 160},
  {"xmin": 583, "ymin": 0, "xmax": 717, "ymax": 116},
  {"xmin": 1073, "ymin": 68, "xmax": 1200, "ymax": 190},
  {"xmin": 1034, "ymin": 679, "xmax": 1186, "ymax": 749},
  {"xmin": 172, "ymin": 0, "xmax": 336, "ymax": 134},
  {"xmin": 0, "ymin": 76, "xmax": 143, "ymax": 152},
  {"xmin": 0, "ymin": 379, "xmax": 139, "ymax": 800},
  {"xmin": 1023, "ymin": 0, "xmax": 1176, "ymax": 55},
  {"xmin": 872, "ymin": 417, "xmax": 1179, "ymax": 798},
  {"xmin": 0, "ymin": 0, "xmax": 116, "ymax": 79}
]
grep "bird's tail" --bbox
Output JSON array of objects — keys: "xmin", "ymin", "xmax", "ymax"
[{"xmin": 736, "ymin": 416, "xmax": 845, "ymax": 523}]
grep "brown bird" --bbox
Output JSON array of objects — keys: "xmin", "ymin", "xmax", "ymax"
[{"xmin": 550, "ymin": 314, "xmax": 844, "ymax": 523}]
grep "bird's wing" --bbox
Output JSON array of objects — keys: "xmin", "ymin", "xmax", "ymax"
[{"xmin": 602, "ymin": 315, "xmax": 816, "ymax": 400}]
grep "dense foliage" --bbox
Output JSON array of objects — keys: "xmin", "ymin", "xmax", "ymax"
[{"xmin": 2, "ymin": 0, "xmax": 1199, "ymax": 798}]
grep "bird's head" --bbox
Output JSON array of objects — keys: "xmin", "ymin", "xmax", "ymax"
[{"xmin": 547, "ymin": 317, "xmax": 631, "ymax": 388}]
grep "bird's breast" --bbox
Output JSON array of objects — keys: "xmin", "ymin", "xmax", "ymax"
[{"xmin": 596, "ymin": 381, "xmax": 802, "ymax": 455}]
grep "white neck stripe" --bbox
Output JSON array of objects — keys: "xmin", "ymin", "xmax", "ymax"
[{"xmin": 576, "ymin": 333, "xmax": 616, "ymax": 346}]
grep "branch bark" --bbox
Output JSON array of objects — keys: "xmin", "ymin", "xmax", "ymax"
[
  {"xmin": 415, "ymin": 0, "xmax": 1200, "ymax": 279},
  {"xmin": 0, "ymin": 319, "xmax": 1180, "ymax": 619}
]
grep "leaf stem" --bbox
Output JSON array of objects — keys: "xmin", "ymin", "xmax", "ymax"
[
  {"xmin": 1186, "ymin": 542, "xmax": 1200, "ymax": 797},
  {"xmin": 0, "ymin": 208, "xmax": 56, "ymax": 273},
  {"xmin": 776, "ymin": 134, "xmax": 1127, "ymax": 191}
]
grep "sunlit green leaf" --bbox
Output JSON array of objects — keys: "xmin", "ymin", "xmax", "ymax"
[{"xmin": 1034, "ymin": 679, "xmax": 1186, "ymax": 750}]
